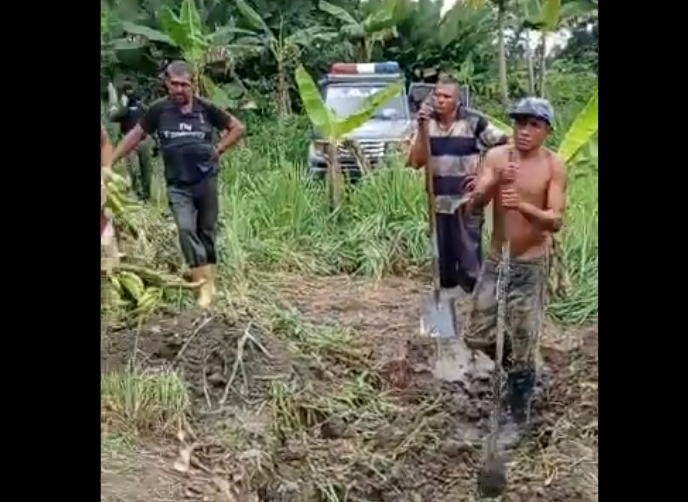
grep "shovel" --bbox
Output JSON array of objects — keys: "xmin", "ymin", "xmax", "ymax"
[
  {"xmin": 418, "ymin": 131, "xmax": 475, "ymax": 382},
  {"xmin": 419, "ymin": 129, "xmax": 459, "ymax": 341}
]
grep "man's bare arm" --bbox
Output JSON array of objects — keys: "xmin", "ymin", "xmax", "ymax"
[
  {"xmin": 407, "ymin": 128, "xmax": 430, "ymax": 168},
  {"xmin": 215, "ymin": 115, "xmax": 245, "ymax": 157},
  {"xmin": 478, "ymin": 120, "xmax": 509, "ymax": 150},
  {"xmin": 101, "ymin": 125, "xmax": 113, "ymax": 167},
  {"xmin": 518, "ymin": 155, "xmax": 567, "ymax": 232},
  {"xmin": 465, "ymin": 148, "xmax": 500, "ymax": 210},
  {"xmin": 110, "ymin": 125, "xmax": 146, "ymax": 166}
]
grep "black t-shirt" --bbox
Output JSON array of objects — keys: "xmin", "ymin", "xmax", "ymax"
[{"xmin": 139, "ymin": 97, "xmax": 234, "ymax": 184}]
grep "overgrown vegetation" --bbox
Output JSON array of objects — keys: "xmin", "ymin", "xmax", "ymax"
[{"xmin": 101, "ymin": 1, "xmax": 598, "ymax": 501}]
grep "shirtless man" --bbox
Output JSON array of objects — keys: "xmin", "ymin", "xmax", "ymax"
[{"xmin": 463, "ymin": 98, "xmax": 567, "ymax": 433}]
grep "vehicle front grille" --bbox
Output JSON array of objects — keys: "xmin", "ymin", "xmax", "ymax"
[{"xmin": 337, "ymin": 140, "xmax": 386, "ymax": 162}]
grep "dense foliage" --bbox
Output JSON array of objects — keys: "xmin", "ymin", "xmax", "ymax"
[
  {"xmin": 101, "ymin": 0, "xmax": 599, "ymax": 116},
  {"xmin": 101, "ymin": 0, "xmax": 598, "ymax": 326}
]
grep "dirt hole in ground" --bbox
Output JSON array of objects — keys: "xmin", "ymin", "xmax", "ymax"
[{"xmin": 101, "ymin": 276, "xmax": 597, "ymax": 502}]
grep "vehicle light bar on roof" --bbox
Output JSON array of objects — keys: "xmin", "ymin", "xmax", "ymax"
[{"xmin": 329, "ymin": 62, "xmax": 400, "ymax": 75}]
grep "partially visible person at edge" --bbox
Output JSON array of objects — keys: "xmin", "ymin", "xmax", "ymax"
[
  {"xmin": 106, "ymin": 60, "xmax": 246, "ymax": 308},
  {"xmin": 108, "ymin": 81, "xmax": 154, "ymax": 201},
  {"xmin": 101, "ymin": 125, "xmax": 118, "ymax": 271},
  {"xmin": 463, "ymin": 97, "xmax": 567, "ymax": 440},
  {"xmin": 407, "ymin": 75, "xmax": 508, "ymax": 295},
  {"xmin": 101, "ymin": 124, "xmax": 113, "ymax": 167}
]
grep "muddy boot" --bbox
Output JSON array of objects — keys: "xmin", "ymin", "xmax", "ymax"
[
  {"xmin": 492, "ymin": 369, "xmax": 536, "ymax": 449},
  {"xmin": 493, "ymin": 405, "xmax": 522, "ymax": 450},
  {"xmin": 184, "ymin": 269, "xmax": 205, "ymax": 287},
  {"xmin": 507, "ymin": 368, "xmax": 536, "ymax": 425},
  {"xmin": 190, "ymin": 266, "xmax": 213, "ymax": 308}
]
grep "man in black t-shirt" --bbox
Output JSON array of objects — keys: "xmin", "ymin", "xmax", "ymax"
[
  {"xmin": 107, "ymin": 61, "xmax": 245, "ymax": 308},
  {"xmin": 109, "ymin": 82, "xmax": 154, "ymax": 201}
]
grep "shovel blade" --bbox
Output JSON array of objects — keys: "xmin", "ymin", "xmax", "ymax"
[{"xmin": 420, "ymin": 294, "xmax": 457, "ymax": 338}]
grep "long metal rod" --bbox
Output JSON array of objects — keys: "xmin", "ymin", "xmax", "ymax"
[
  {"xmin": 484, "ymin": 148, "xmax": 516, "ymax": 463},
  {"xmin": 423, "ymin": 130, "xmax": 442, "ymax": 304}
]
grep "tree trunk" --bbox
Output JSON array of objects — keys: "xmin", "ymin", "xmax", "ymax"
[
  {"xmin": 326, "ymin": 142, "xmax": 343, "ymax": 211},
  {"xmin": 276, "ymin": 58, "xmax": 291, "ymax": 118},
  {"xmin": 537, "ymin": 31, "xmax": 547, "ymax": 97},
  {"xmin": 525, "ymin": 30, "xmax": 536, "ymax": 95},
  {"xmin": 355, "ymin": 40, "xmax": 370, "ymax": 63},
  {"xmin": 497, "ymin": 7, "xmax": 510, "ymax": 112}
]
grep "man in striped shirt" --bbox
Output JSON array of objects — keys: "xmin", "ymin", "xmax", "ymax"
[{"xmin": 408, "ymin": 75, "xmax": 508, "ymax": 295}]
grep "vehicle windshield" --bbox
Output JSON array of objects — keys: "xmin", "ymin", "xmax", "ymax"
[{"xmin": 324, "ymin": 84, "xmax": 407, "ymax": 121}]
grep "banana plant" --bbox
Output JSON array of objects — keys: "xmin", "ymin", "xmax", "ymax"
[
  {"xmin": 234, "ymin": 0, "xmax": 338, "ymax": 117},
  {"xmin": 521, "ymin": 0, "xmax": 598, "ymax": 95},
  {"xmin": 466, "ymin": 0, "xmax": 514, "ymax": 111},
  {"xmin": 549, "ymin": 87, "xmax": 597, "ymax": 297},
  {"xmin": 294, "ymin": 65, "xmax": 403, "ymax": 209},
  {"xmin": 557, "ymin": 86, "xmax": 598, "ymax": 164},
  {"xmin": 121, "ymin": 0, "xmax": 257, "ymax": 108},
  {"xmin": 318, "ymin": 0, "xmax": 400, "ymax": 62}
]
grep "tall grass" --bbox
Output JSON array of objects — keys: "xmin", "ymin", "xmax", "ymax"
[
  {"xmin": 133, "ymin": 115, "xmax": 597, "ymax": 325},
  {"xmin": 550, "ymin": 164, "xmax": 598, "ymax": 324}
]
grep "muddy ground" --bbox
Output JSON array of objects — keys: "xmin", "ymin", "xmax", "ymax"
[{"xmin": 101, "ymin": 276, "xmax": 598, "ymax": 502}]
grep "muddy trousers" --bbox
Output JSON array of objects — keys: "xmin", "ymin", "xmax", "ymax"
[
  {"xmin": 435, "ymin": 212, "xmax": 483, "ymax": 293},
  {"xmin": 168, "ymin": 174, "xmax": 219, "ymax": 268},
  {"xmin": 125, "ymin": 139, "xmax": 153, "ymax": 201},
  {"xmin": 464, "ymin": 255, "xmax": 547, "ymax": 372}
]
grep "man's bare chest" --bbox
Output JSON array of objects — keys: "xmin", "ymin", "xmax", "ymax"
[
  {"xmin": 493, "ymin": 151, "xmax": 548, "ymax": 203},
  {"xmin": 515, "ymin": 168, "xmax": 549, "ymax": 202}
]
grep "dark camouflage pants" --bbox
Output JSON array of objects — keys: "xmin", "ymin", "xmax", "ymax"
[
  {"xmin": 125, "ymin": 137, "xmax": 153, "ymax": 201},
  {"xmin": 464, "ymin": 254, "xmax": 547, "ymax": 372}
]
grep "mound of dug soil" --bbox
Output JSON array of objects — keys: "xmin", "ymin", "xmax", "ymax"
[{"xmin": 101, "ymin": 303, "xmax": 598, "ymax": 502}]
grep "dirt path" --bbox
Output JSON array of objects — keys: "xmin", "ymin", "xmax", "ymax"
[
  {"xmin": 277, "ymin": 274, "xmax": 583, "ymax": 352},
  {"xmin": 278, "ymin": 275, "xmax": 598, "ymax": 500},
  {"xmin": 277, "ymin": 275, "xmax": 424, "ymax": 361},
  {"xmin": 101, "ymin": 444, "xmax": 182, "ymax": 502},
  {"xmin": 101, "ymin": 275, "xmax": 598, "ymax": 502}
]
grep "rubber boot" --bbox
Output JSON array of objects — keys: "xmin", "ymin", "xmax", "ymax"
[
  {"xmin": 494, "ymin": 368, "xmax": 536, "ymax": 449},
  {"xmin": 506, "ymin": 368, "xmax": 536, "ymax": 425},
  {"xmin": 190, "ymin": 266, "xmax": 213, "ymax": 308}
]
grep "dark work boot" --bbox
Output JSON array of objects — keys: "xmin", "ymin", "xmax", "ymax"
[
  {"xmin": 506, "ymin": 368, "xmax": 536, "ymax": 426},
  {"xmin": 492, "ymin": 368, "xmax": 536, "ymax": 450}
]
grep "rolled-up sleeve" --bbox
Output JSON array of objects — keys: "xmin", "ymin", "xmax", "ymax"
[{"xmin": 478, "ymin": 119, "xmax": 509, "ymax": 150}]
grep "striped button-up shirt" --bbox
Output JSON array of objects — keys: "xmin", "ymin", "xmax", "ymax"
[
  {"xmin": 424, "ymin": 108, "xmax": 508, "ymax": 287},
  {"xmin": 428, "ymin": 108, "xmax": 507, "ymax": 201}
]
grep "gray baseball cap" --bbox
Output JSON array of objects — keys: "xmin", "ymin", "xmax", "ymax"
[{"xmin": 509, "ymin": 97, "xmax": 554, "ymax": 125}]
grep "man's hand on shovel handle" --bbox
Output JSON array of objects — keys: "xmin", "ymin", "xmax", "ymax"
[
  {"xmin": 496, "ymin": 161, "xmax": 518, "ymax": 182},
  {"xmin": 499, "ymin": 152, "xmax": 519, "ymax": 210},
  {"xmin": 501, "ymin": 187, "xmax": 520, "ymax": 209}
]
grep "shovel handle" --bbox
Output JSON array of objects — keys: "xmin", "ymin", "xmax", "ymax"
[{"xmin": 422, "ymin": 128, "xmax": 444, "ymax": 295}]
